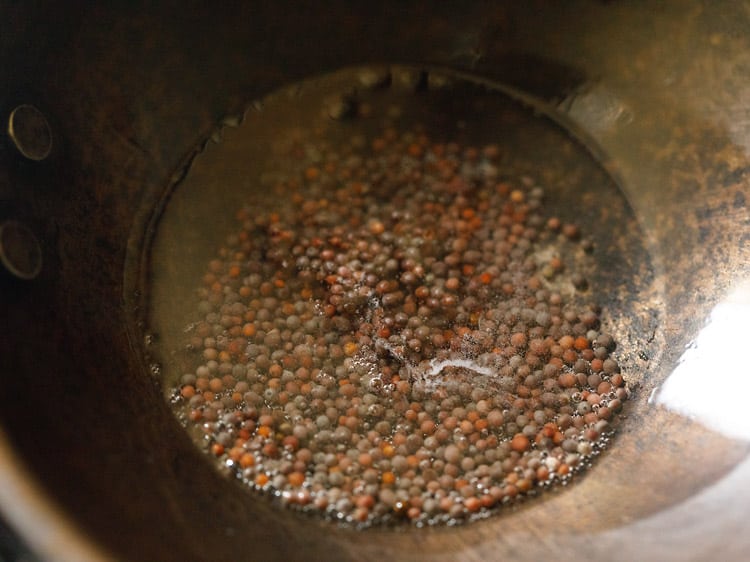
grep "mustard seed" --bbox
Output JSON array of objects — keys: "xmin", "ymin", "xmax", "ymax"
[{"xmin": 166, "ymin": 110, "xmax": 633, "ymax": 528}]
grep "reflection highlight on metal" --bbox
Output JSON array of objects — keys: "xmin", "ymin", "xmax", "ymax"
[
  {"xmin": 654, "ymin": 280, "xmax": 750, "ymax": 441},
  {"xmin": 7, "ymin": 104, "xmax": 52, "ymax": 161},
  {"xmin": 0, "ymin": 221, "xmax": 43, "ymax": 280}
]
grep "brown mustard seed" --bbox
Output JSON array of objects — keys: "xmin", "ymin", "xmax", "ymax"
[{"xmin": 168, "ymin": 119, "xmax": 630, "ymax": 528}]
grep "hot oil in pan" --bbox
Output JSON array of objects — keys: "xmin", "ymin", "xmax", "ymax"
[{"xmin": 146, "ymin": 65, "xmax": 653, "ymax": 527}]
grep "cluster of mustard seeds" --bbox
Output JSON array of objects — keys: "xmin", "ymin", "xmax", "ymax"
[{"xmin": 171, "ymin": 126, "xmax": 628, "ymax": 526}]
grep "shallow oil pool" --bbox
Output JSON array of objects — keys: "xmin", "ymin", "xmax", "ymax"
[{"xmin": 144, "ymin": 65, "xmax": 655, "ymax": 527}]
